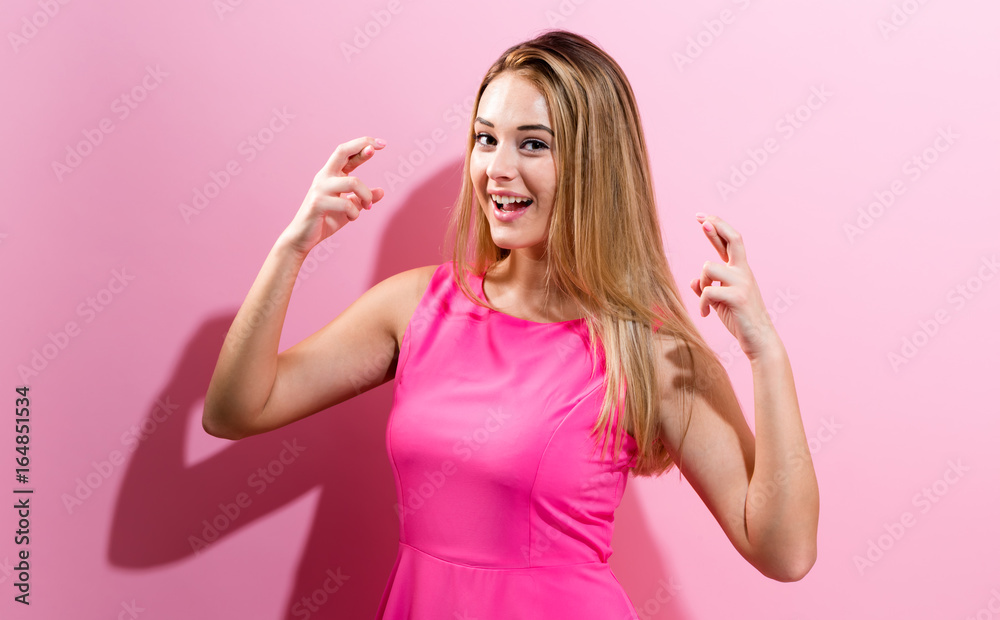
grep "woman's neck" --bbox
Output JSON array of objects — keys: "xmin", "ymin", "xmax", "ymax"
[{"xmin": 486, "ymin": 251, "xmax": 582, "ymax": 322}]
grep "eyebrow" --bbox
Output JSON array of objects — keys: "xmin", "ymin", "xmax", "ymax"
[{"xmin": 475, "ymin": 117, "xmax": 554, "ymax": 136}]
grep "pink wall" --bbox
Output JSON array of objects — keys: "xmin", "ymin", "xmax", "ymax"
[{"xmin": 3, "ymin": 1, "xmax": 998, "ymax": 618}]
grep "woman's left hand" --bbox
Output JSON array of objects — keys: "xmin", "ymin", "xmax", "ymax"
[{"xmin": 690, "ymin": 213, "xmax": 780, "ymax": 361}]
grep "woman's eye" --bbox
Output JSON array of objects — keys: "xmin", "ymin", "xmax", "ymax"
[
  {"xmin": 473, "ymin": 133, "xmax": 548, "ymax": 152},
  {"xmin": 523, "ymin": 139, "xmax": 549, "ymax": 152}
]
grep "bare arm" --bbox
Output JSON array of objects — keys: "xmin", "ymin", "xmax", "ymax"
[
  {"xmin": 202, "ymin": 136, "xmax": 390, "ymax": 440},
  {"xmin": 657, "ymin": 213, "xmax": 818, "ymax": 582},
  {"xmin": 657, "ymin": 335, "xmax": 818, "ymax": 582},
  {"xmin": 743, "ymin": 338, "xmax": 818, "ymax": 579},
  {"xmin": 202, "ymin": 238, "xmax": 305, "ymax": 439}
]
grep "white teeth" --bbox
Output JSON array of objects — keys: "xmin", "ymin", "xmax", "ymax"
[{"xmin": 491, "ymin": 194, "xmax": 531, "ymax": 205}]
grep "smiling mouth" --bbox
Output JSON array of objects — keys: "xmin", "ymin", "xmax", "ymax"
[{"xmin": 491, "ymin": 196, "xmax": 533, "ymax": 212}]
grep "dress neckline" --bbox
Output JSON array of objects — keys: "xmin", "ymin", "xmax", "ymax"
[{"xmin": 475, "ymin": 269, "xmax": 586, "ymax": 326}]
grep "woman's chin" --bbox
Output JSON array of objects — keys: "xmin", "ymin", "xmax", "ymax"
[{"xmin": 489, "ymin": 235, "xmax": 547, "ymax": 256}]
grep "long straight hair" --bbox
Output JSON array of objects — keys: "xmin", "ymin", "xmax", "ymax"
[{"xmin": 444, "ymin": 30, "xmax": 728, "ymax": 477}]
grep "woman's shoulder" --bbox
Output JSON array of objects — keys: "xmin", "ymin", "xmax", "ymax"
[
  {"xmin": 649, "ymin": 331, "xmax": 696, "ymax": 396},
  {"xmin": 384, "ymin": 263, "xmax": 445, "ymax": 346},
  {"xmin": 393, "ymin": 262, "xmax": 445, "ymax": 310}
]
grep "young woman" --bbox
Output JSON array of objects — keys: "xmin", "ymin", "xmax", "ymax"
[{"xmin": 204, "ymin": 29, "xmax": 819, "ymax": 619}]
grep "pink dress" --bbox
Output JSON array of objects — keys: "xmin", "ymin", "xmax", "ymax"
[{"xmin": 376, "ymin": 261, "xmax": 640, "ymax": 619}]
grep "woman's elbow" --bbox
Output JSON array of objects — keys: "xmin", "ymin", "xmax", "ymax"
[
  {"xmin": 202, "ymin": 416, "xmax": 240, "ymax": 440},
  {"xmin": 760, "ymin": 545, "xmax": 817, "ymax": 582},
  {"xmin": 202, "ymin": 400, "xmax": 249, "ymax": 441}
]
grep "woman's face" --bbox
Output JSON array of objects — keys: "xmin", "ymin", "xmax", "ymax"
[{"xmin": 470, "ymin": 72, "xmax": 557, "ymax": 258}]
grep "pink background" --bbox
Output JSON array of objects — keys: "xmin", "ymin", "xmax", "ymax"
[{"xmin": 3, "ymin": 1, "xmax": 999, "ymax": 618}]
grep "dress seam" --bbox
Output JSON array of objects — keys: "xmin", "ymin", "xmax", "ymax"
[
  {"xmin": 399, "ymin": 541, "xmax": 611, "ymax": 570},
  {"xmin": 395, "ymin": 263, "xmax": 447, "ymax": 387},
  {"xmin": 388, "ymin": 262, "xmax": 447, "ymax": 541},
  {"xmin": 525, "ymin": 380, "xmax": 606, "ymax": 566}
]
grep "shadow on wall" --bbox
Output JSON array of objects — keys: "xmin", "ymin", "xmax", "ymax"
[{"xmin": 108, "ymin": 156, "xmax": 690, "ymax": 619}]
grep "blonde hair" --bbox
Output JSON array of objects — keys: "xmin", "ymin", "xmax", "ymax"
[{"xmin": 444, "ymin": 30, "xmax": 728, "ymax": 477}]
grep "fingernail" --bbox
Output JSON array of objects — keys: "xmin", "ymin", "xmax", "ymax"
[
  {"xmin": 695, "ymin": 212, "xmax": 707, "ymax": 219},
  {"xmin": 375, "ymin": 138, "xmax": 386, "ymax": 147},
  {"xmin": 363, "ymin": 145, "xmax": 373, "ymax": 155},
  {"xmin": 702, "ymin": 221, "xmax": 713, "ymax": 232}
]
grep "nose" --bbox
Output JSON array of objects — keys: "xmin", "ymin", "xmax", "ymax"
[{"xmin": 486, "ymin": 139, "xmax": 518, "ymax": 181}]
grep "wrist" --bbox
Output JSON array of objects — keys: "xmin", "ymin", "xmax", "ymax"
[
  {"xmin": 747, "ymin": 333, "xmax": 787, "ymax": 365},
  {"xmin": 273, "ymin": 231, "xmax": 312, "ymax": 262}
]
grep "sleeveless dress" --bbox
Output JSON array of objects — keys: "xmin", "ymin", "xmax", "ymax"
[{"xmin": 376, "ymin": 261, "xmax": 640, "ymax": 619}]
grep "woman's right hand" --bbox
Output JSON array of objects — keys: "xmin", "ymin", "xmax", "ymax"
[{"xmin": 279, "ymin": 136, "xmax": 386, "ymax": 257}]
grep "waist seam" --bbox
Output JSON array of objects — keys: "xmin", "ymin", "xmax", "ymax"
[{"xmin": 398, "ymin": 541, "xmax": 611, "ymax": 572}]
